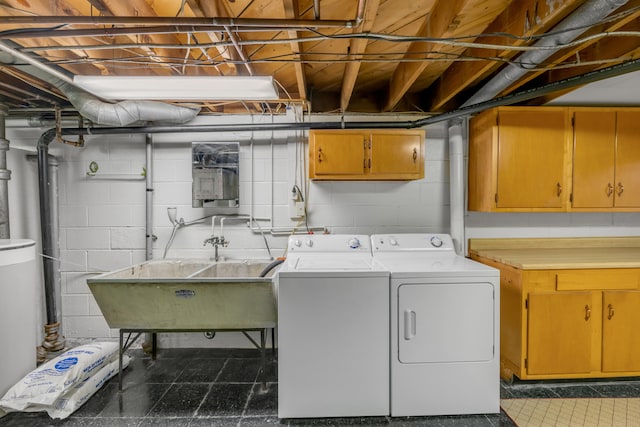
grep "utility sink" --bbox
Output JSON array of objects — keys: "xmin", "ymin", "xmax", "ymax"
[{"xmin": 87, "ymin": 259, "xmax": 278, "ymax": 330}]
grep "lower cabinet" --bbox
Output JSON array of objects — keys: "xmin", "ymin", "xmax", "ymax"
[
  {"xmin": 527, "ymin": 291, "xmax": 593, "ymax": 376},
  {"xmin": 602, "ymin": 290, "xmax": 640, "ymax": 373},
  {"xmin": 472, "ymin": 256, "xmax": 640, "ymax": 380}
]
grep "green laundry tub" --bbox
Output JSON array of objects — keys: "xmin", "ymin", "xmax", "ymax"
[{"xmin": 87, "ymin": 259, "xmax": 277, "ymax": 330}]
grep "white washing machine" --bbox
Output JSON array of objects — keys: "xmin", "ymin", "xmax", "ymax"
[
  {"xmin": 371, "ymin": 233, "xmax": 500, "ymax": 417},
  {"xmin": 276, "ymin": 234, "xmax": 390, "ymax": 419}
]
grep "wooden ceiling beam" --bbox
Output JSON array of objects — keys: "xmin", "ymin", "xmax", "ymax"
[
  {"xmin": 282, "ymin": 0, "xmax": 308, "ymax": 100},
  {"xmin": 427, "ymin": 0, "xmax": 583, "ymax": 111},
  {"xmin": 339, "ymin": 0, "xmax": 380, "ymax": 111},
  {"xmin": 89, "ymin": 0, "xmax": 210, "ymax": 75},
  {"xmin": 383, "ymin": 0, "xmax": 468, "ymax": 112}
]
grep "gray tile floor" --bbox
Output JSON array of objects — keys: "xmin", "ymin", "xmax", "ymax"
[{"xmin": 2, "ymin": 347, "xmax": 640, "ymax": 426}]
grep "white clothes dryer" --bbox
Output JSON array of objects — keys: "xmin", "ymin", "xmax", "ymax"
[
  {"xmin": 276, "ymin": 234, "xmax": 390, "ymax": 419},
  {"xmin": 371, "ymin": 233, "xmax": 500, "ymax": 417}
]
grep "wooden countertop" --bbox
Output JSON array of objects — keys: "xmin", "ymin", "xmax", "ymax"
[{"xmin": 468, "ymin": 237, "xmax": 640, "ymax": 270}]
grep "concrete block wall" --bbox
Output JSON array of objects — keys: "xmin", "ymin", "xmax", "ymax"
[
  {"xmin": 5, "ymin": 115, "xmax": 640, "ymax": 347},
  {"xmin": 44, "ymin": 115, "xmax": 450, "ymax": 344}
]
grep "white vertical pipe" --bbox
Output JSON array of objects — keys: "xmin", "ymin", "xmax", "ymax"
[
  {"xmin": 0, "ymin": 104, "xmax": 10, "ymax": 238},
  {"xmin": 448, "ymin": 120, "xmax": 465, "ymax": 255},
  {"xmin": 48, "ymin": 157, "xmax": 61, "ymax": 323},
  {"xmin": 145, "ymin": 134, "xmax": 153, "ymax": 260}
]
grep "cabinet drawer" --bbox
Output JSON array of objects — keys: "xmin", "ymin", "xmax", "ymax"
[{"xmin": 556, "ymin": 269, "xmax": 640, "ymax": 291}]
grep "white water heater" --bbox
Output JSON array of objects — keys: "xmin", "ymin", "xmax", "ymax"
[{"xmin": 0, "ymin": 239, "xmax": 38, "ymax": 398}]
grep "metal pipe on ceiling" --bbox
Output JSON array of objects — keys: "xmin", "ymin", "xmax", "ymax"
[
  {"xmin": 0, "ymin": 16, "xmax": 359, "ymax": 28},
  {"xmin": 0, "ymin": 26, "xmax": 316, "ymax": 40},
  {"xmin": 224, "ymin": 26, "xmax": 254, "ymax": 76},
  {"xmin": 52, "ymin": 57, "xmax": 640, "ymax": 137}
]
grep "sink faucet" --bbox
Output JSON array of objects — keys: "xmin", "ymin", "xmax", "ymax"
[{"xmin": 203, "ymin": 235, "xmax": 228, "ymax": 262}]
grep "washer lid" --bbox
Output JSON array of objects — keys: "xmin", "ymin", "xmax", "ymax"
[{"xmin": 295, "ymin": 256, "xmax": 374, "ymax": 271}]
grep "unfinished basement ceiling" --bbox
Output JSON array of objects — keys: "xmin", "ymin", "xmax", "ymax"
[{"xmin": 0, "ymin": 0, "xmax": 639, "ymax": 117}]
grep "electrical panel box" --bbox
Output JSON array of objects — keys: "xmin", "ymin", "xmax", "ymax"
[{"xmin": 192, "ymin": 143, "xmax": 239, "ymax": 213}]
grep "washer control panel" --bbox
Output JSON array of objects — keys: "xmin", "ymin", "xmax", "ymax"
[
  {"xmin": 371, "ymin": 234, "xmax": 455, "ymax": 252},
  {"xmin": 288, "ymin": 234, "xmax": 372, "ymax": 253}
]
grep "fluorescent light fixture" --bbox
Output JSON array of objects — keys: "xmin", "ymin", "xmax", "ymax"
[{"xmin": 73, "ymin": 75, "xmax": 279, "ymax": 100}]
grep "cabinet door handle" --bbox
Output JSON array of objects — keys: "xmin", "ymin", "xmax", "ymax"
[
  {"xmin": 318, "ymin": 147, "xmax": 323, "ymax": 163},
  {"xmin": 608, "ymin": 304, "xmax": 615, "ymax": 320},
  {"xmin": 412, "ymin": 147, "xmax": 418, "ymax": 162},
  {"xmin": 585, "ymin": 304, "xmax": 591, "ymax": 321},
  {"xmin": 606, "ymin": 183, "xmax": 614, "ymax": 197},
  {"xmin": 617, "ymin": 182, "xmax": 624, "ymax": 196},
  {"xmin": 557, "ymin": 182, "xmax": 562, "ymax": 197}
]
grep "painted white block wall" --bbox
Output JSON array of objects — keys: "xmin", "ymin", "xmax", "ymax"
[
  {"xmin": 4, "ymin": 114, "xmax": 448, "ymax": 347},
  {"xmin": 6, "ymin": 113, "xmax": 640, "ymax": 348}
]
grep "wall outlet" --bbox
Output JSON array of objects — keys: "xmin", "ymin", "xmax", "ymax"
[{"xmin": 290, "ymin": 200, "xmax": 305, "ymax": 219}]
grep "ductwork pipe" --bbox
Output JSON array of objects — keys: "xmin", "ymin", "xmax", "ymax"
[
  {"xmin": 0, "ymin": 42, "xmax": 200, "ymax": 126},
  {"xmin": 463, "ymin": 0, "xmax": 629, "ymax": 107},
  {"xmin": 36, "ymin": 129, "xmax": 65, "ymax": 352},
  {"xmin": 145, "ymin": 134, "xmax": 154, "ymax": 261},
  {"xmin": 37, "ymin": 128, "xmax": 57, "ymax": 326},
  {"xmin": 0, "ymin": 104, "xmax": 9, "ymax": 238}
]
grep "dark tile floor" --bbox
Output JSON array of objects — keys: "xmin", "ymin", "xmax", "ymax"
[{"xmin": 2, "ymin": 347, "xmax": 640, "ymax": 426}]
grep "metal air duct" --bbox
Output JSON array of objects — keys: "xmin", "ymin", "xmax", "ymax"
[
  {"xmin": 463, "ymin": 0, "xmax": 629, "ymax": 107},
  {"xmin": 0, "ymin": 42, "xmax": 200, "ymax": 126}
]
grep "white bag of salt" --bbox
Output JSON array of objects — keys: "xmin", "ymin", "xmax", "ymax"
[{"xmin": 0, "ymin": 342, "xmax": 119, "ymax": 412}]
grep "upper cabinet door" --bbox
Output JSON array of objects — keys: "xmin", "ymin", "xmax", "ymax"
[
  {"xmin": 311, "ymin": 132, "xmax": 366, "ymax": 176},
  {"xmin": 370, "ymin": 132, "xmax": 423, "ymax": 178},
  {"xmin": 308, "ymin": 129, "xmax": 425, "ymax": 181},
  {"xmin": 571, "ymin": 111, "xmax": 616, "ymax": 208},
  {"xmin": 614, "ymin": 111, "xmax": 640, "ymax": 208},
  {"xmin": 496, "ymin": 110, "xmax": 567, "ymax": 209}
]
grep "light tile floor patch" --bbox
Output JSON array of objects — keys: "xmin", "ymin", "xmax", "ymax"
[{"xmin": 502, "ymin": 398, "xmax": 640, "ymax": 427}]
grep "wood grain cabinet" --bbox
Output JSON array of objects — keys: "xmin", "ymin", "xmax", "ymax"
[
  {"xmin": 308, "ymin": 129, "xmax": 425, "ymax": 180},
  {"xmin": 470, "ymin": 238, "xmax": 640, "ymax": 380},
  {"xmin": 571, "ymin": 109, "xmax": 640, "ymax": 210},
  {"xmin": 468, "ymin": 107, "xmax": 570, "ymax": 211}
]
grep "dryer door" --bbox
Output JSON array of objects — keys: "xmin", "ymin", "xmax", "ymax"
[{"xmin": 398, "ymin": 282, "xmax": 494, "ymax": 364}]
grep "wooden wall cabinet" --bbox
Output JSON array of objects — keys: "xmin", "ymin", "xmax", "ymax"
[
  {"xmin": 470, "ymin": 238, "xmax": 640, "ymax": 380},
  {"xmin": 308, "ymin": 129, "xmax": 425, "ymax": 180},
  {"xmin": 468, "ymin": 107, "xmax": 571, "ymax": 212},
  {"xmin": 571, "ymin": 109, "xmax": 640, "ymax": 210}
]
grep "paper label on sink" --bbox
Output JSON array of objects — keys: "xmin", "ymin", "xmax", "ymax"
[{"xmin": 175, "ymin": 289, "xmax": 196, "ymax": 298}]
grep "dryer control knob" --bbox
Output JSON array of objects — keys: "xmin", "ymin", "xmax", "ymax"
[
  {"xmin": 389, "ymin": 238, "xmax": 398, "ymax": 246},
  {"xmin": 294, "ymin": 239, "xmax": 302, "ymax": 247},
  {"xmin": 348, "ymin": 238, "xmax": 361, "ymax": 249},
  {"xmin": 305, "ymin": 239, "xmax": 314, "ymax": 247},
  {"xmin": 430, "ymin": 236, "xmax": 443, "ymax": 248}
]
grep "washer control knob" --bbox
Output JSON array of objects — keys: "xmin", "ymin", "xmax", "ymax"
[
  {"xmin": 389, "ymin": 238, "xmax": 398, "ymax": 246},
  {"xmin": 294, "ymin": 239, "xmax": 302, "ymax": 247},
  {"xmin": 348, "ymin": 238, "xmax": 361, "ymax": 249},
  {"xmin": 430, "ymin": 236, "xmax": 443, "ymax": 248},
  {"xmin": 305, "ymin": 239, "xmax": 314, "ymax": 247}
]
